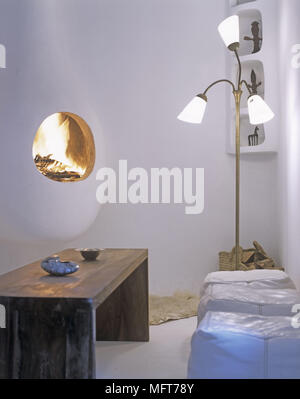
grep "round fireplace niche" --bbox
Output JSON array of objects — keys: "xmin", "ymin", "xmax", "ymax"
[{"xmin": 32, "ymin": 112, "xmax": 95, "ymax": 182}]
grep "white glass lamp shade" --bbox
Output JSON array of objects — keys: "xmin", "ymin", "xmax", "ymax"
[
  {"xmin": 247, "ymin": 95, "xmax": 275, "ymax": 125},
  {"xmin": 218, "ymin": 15, "xmax": 240, "ymax": 50},
  {"xmin": 177, "ymin": 95, "xmax": 207, "ymax": 124}
]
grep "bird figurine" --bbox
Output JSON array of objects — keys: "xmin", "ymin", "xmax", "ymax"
[{"xmin": 244, "ymin": 21, "xmax": 262, "ymax": 53}]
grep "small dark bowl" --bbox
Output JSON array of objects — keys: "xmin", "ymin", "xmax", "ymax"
[{"xmin": 77, "ymin": 248, "xmax": 103, "ymax": 261}]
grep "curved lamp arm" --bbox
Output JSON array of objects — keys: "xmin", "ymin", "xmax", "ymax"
[
  {"xmin": 203, "ymin": 79, "xmax": 236, "ymax": 96},
  {"xmin": 177, "ymin": 78, "xmax": 237, "ymax": 124},
  {"xmin": 233, "ymin": 49, "xmax": 253, "ymax": 95},
  {"xmin": 240, "ymin": 80, "xmax": 252, "ymax": 96},
  {"xmin": 202, "ymin": 50, "xmax": 252, "ymax": 97},
  {"xmin": 178, "ymin": 49, "xmax": 255, "ymax": 125},
  {"xmin": 234, "ymin": 49, "xmax": 242, "ymax": 87}
]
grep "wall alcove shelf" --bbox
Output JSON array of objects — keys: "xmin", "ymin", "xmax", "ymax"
[
  {"xmin": 226, "ymin": 0, "xmax": 279, "ymax": 154},
  {"xmin": 230, "ymin": 0, "xmax": 256, "ymax": 6}
]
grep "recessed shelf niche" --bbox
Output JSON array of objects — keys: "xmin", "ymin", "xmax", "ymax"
[
  {"xmin": 231, "ymin": 115, "xmax": 265, "ymax": 148},
  {"xmin": 241, "ymin": 116, "xmax": 265, "ymax": 147},
  {"xmin": 237, "ymin": 9, "xmax": 262, "ymax": 56},
  {"xmin": 230, "ymin": 0, "xmax": 256, "ymax": 6},
  {"xmin": 226, "ymin": 0, "xmax": 279, "ymax": 154}
]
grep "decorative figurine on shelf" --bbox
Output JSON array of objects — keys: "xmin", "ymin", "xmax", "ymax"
[
  {"xmin": 244, "ymin": 21, "xmax": 262, "ymax": 53},
  {"xmin": 249, "ymin": 69, "xmax": 262, "ymax": 95},
  {"xmin": 248, "ymin": 126, "xmax": 259, "ymax": 146}
]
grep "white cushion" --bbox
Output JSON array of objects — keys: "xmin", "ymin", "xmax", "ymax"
[
  {"xmin": 198, "ymin": 285, "xmax": 300, "ymax": 323},
  {"xmin": 201, "ymin": 270, "xmax": 295, "ymax": 294},
  {"xmin": 188, "ymin": 312, "xmax": 300, "ymax": 379}
]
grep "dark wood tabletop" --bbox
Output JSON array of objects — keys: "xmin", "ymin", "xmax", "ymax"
[
  {"xmin": 0, "ymin": 248, "xmax": 149, "ymax": 379},
  {"xmin": 0, "ymin": 248, "xmax": 148, "ymax": 307}
]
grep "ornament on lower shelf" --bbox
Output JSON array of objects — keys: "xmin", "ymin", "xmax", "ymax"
[
  {"xmin": 219, "ymin": 241, "xmax": 284, "ymax": 271},
  {"xmin": 248, "ymin": 126, "xmax": 259, "ymax": 146},
  {"xmin": 41, "ymin": 256, "xmax": 80, "ymax": 276}
]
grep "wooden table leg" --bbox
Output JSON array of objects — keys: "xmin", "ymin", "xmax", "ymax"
[
  {"xmin": 0, "ymin": 297, "xmax": 95, "ymax": 379},
  {"xmin": 0, "ymin": 297, "xmax": 8, "ymax": 379},
  {"xmin": 96, "ymin": 259, "xmax": 149, "ymax": 342}
]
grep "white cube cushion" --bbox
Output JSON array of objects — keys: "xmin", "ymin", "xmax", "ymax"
[
  {"xmin": 188, "ymin": 312, "xmax": 300, "ymax": 379},
  {"xmin": 202, "ymin": 270, "xmax": 295, "ymax": 294},
  {"xmin": 198, "ymin": 285, "xmax": 300, "ymax": 323}
]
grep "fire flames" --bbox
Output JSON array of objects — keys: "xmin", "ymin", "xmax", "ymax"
[{"xmin": 32, "ymin": 113, "xmax": 95, "ymax": 182}]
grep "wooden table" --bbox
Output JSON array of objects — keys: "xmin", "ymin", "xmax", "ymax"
[{"xmin": 0, "ymin": 248, "xmax": 149, "ymax": 379}]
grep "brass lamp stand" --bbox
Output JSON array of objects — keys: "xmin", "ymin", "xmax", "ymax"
[
  {"xmin": 178, "ymin": 16, "xmax": 275, "ymax": 271},
  {"xmin": 202, "ymin": 46, "xmax": 252, "ymax": 269}
]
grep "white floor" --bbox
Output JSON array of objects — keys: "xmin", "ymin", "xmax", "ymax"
[{"xmin": 96, "ymin": 317, "xmax": 197, "ymax": 379}]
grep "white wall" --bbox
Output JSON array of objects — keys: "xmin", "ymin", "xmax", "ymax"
[
  {"xmin": 0, "ymin": 0, "xmax": 104, "ymax": 243},
  {"xmin": 69, "ymin": 0, "xmax": 279, "ymax": 294},
  {"xmin": 0, "ymin": 0, "xmax": 279, "ymax": 295},
  {"xmin": 278, "ymin": 0, "xmax": 300, "ymax": 288}
]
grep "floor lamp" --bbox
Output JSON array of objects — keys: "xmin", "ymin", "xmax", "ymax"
[{"xmin": 177, "ymin": 15, "xmax": 275, "ymax": 270}]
